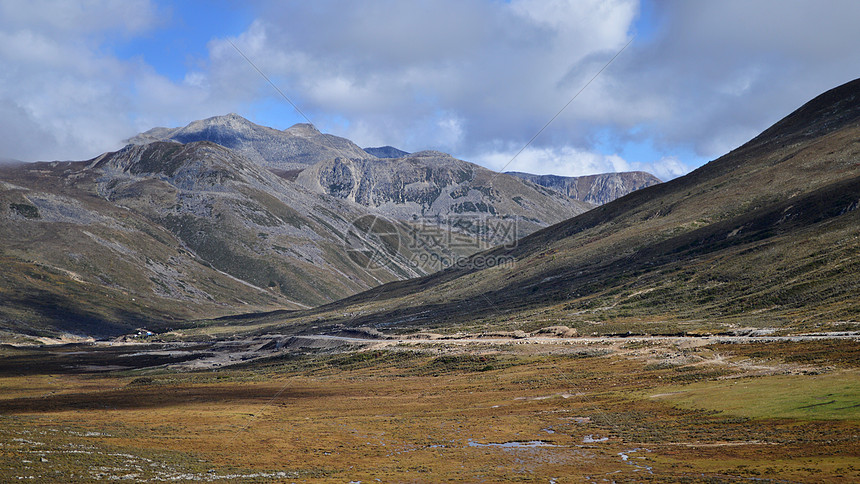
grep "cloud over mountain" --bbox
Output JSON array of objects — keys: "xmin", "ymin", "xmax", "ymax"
[{"xmin": 1, "ymin": 0, "xmax": 859, "ymax": 179}]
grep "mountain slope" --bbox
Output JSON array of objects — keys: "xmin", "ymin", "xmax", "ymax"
[
  {"xmin": 507, "ymin": 170, "xmax": 662, "ymax": 205},
  {"xmin": 0, "ymin": 158, "xmax": 284, "ymax": 337},
  {"xmin": 253, "ymin": 77, "xmax": 860, "ymax": 336},
  {"xmin": 0, "ymin": 141, "xmax": 464, "ymax": 337}
]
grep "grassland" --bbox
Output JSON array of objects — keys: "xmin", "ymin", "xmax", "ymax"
[{"xmin": 0, "ymin": 337, "xmax": 857, "ymax": 482}]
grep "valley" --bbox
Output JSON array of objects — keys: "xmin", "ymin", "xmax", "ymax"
[
  {"xmin": 1, "ymin": 77, "xmax": 859, "ymax": 482},
  {"xmin": 0, "ymin": 333, "xmax": 856, "ymax": 482}
]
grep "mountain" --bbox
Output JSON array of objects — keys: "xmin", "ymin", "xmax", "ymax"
[
  {"xmin": 0, "ymin": 140, "xmax": 468, "ymax": 338},
  {"xmin": 507, "ymin": 170, "xmax": 662, "ymax": 205},
  {"xmin": 296, "ymin": 151, "xmax": 594, "ymax": 239},
  {"xmin": 128, "ymin": 114, "xmax": 370, "ymax": 170},
  {"xmin": 0, "ymin": 118, "xmax": 594, "ymax": 338},
  {"xmin": 363, "ymin": 146, "xmax": 410, "ymax": 158},
  {"xmin": 1, "ymin": 155, "xmax": 281, "ymax": 337},
  {"xmin": 252, "ymin": 77, "xmax": 860, "ymax": 336}
]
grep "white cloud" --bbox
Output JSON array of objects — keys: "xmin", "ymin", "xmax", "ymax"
[
  {"xmin": 478, "ymin": 145, "xmax": 631, "ymax": 177},
  {"xmin": 0, "ymin": 0, "xmax": 160, "ymax": 37},
  {"xmin": 209, "ymin": 0, "xmax": 637, "ymax": 156},
  {"xmin": 604, "ymin": 0, "xmax": 860, "ymax": 159},
  {"xmin": 0, "ymin": 1, "xmax": 166, "ymax": 160},
  {"xmin": 0, "ymin": 32, "xmax": 130, "ymax": 159},
  {"xmin": 1, "ymin": 0, "xmax": 858, "ymax": 178},
  {"xmin": 211, "ymin": 0, "xmax": 860, "ymax": 173},
  {"xmin": 640, "ymin": 156, "xmax": 687, "ymax": 182},
  {"xmin": 0, "ymin": 1, "xmax": 251, "ymax": 161},
  {"xmin": 477, "ymin": 145, "xmax": 689, "ymax": 181}
]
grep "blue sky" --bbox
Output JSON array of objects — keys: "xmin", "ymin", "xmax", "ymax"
[
  {"xmin": 112, "ymin": 1, "xmax": 252, "ymax": 82},
  {"xmin": 2, "ymin": 0, "xmax": 858, "ymax": 180}
]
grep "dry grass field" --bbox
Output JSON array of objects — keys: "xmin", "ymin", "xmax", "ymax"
[{"xmin": 0, "ymin": 337, "xmax": 857, "ymax": 482}]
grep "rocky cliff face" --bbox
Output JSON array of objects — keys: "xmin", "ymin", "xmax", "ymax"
[
  {"xmin": 89, "ymin": 140, "xmax": 452, "ymax": 294},
  {"xmin": 507, "ymin": 171, "xmax": 662, "ymax": 205},
  {"xmin": 296, "ymin": 151, "xmax": 594, "ymax": 240}
]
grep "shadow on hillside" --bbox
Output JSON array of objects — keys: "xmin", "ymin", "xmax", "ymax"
[
  {"xmin": 0, "ymin": 343, "xmax": 212, "ymax": 376},
  {"xmin": 2, "ymin": 290, "xmax": 153, "ymax": 337},
  {"xmin": 0, "ymin": 383, "xmax": 341, "ymax": 414}
]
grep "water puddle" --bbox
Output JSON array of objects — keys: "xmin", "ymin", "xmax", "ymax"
[
  {"xmin": 619, "ymin": 448, "xmax": 653, "ymax": 474},
  {"xmin": 467, "ymin": 439, "xmax": 558, "ymax": 448},
  {"xmin": 582, "ymin": 435, "xmax": 609, "ymax": 443},
  {"xmin": 514, "ymin": 392, "xmax": 581, "ymax": 401}
]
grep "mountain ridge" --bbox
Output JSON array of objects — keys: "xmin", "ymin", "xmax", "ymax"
[
  {"xmin": 129, "ymin": 115, "xmax": 604, "ymax": 239},
  {"xmin": 506, "ymin": 170, "xmax": 662, "ymax": 205},
  {"xmin": 1, "ymin": 96, "xmax": 780, "ymax": 339},
  {"xmin": 128, "ymin": 114, "xmax": 371, "ymax": 169}
]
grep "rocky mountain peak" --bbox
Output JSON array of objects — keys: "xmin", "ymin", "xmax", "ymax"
[
  {"xmin": 363, "ymin": 146, "xmax": 410, "ymax": 159},
  {"xmin": 202, "ymin": 112, "xmax": 247, "ymax": 122},
  {"xmin": 166, "ymin": 113, "xmax": 259, "ymax": 136},
  {"xmin": 284, "ymin": 123, "xmax": 322, "ymax": 137},
  {"xmin": 196, "ymin": 113, "xmax": 256, "ymax": 129},
  {"xmin": 127, "ymin": 116, "xmax": 369, "ymax": 170}
]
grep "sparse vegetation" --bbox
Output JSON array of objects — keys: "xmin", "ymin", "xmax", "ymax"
[
  {"xmin": 9, "ymin": 202, "xmax": 39, "ymax": 219},
  {"xmin": 0, "ymin": 337, "xmax": 856, "ymax": 482}
]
